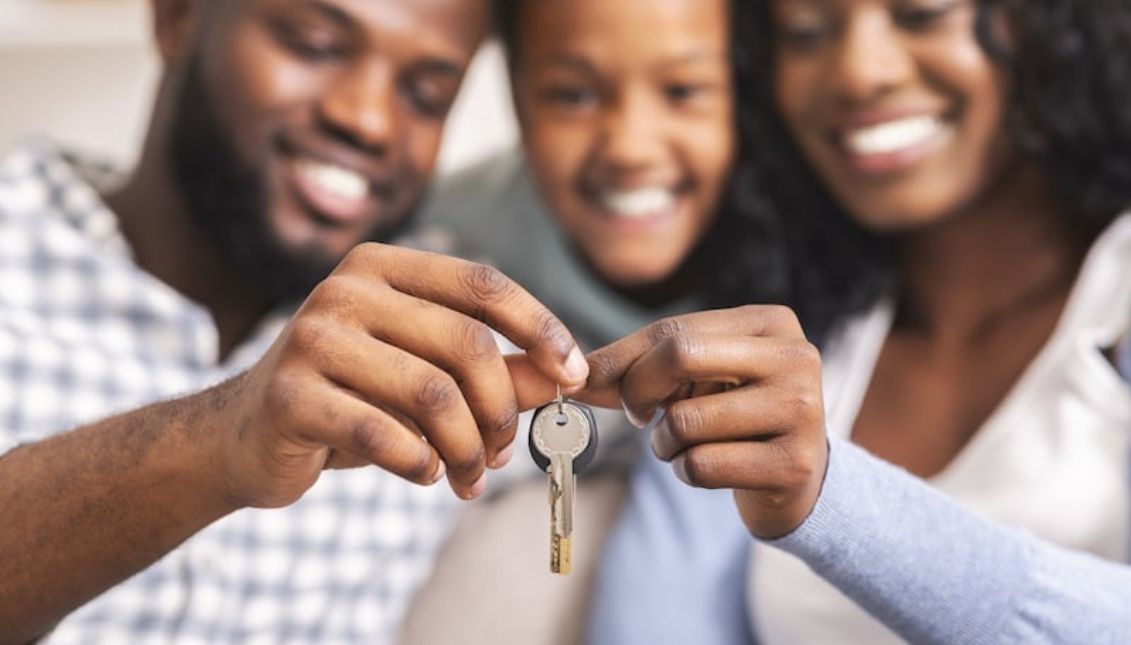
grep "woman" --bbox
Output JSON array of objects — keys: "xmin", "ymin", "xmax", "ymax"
[
  {"xmin": 584, "ymin": 0, "xmax": 1131, "ymax": 642},
  {"xmin": 408, "ymin": 1, "xmax": 763, "ymax": 643}
]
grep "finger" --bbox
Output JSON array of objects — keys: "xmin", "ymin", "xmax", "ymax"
[
  {"xmin": 347, "ymin": 285, "xmax": 520, "ymax": 470},
  {"xmin": 283, "ymin": 379, "xmax": 444, "ymax": 486},
  {"xmin": 293, "ymin": 318, "xmax": 487, "ymax": 499},
  {"xmin": 650, "ymin": 384, "xmax": 823, "ymax": 461},
  {"xmin": 341, "ymin": 245, "xmax": 589, "ymax": 386},
  {"xmin": 620, "ymin": 334, "xmax": 821, "ymax": 426},
  {"xmin": 586, "ymin": 305, "xmax": 806, "ymax": 392},
  {"xmin": 669, "ymin": 439, "xmax": 817, "ymax": 492},
  {"xmin": 505, "ymin": 353, "xmax": 621, "ymax": 411}
]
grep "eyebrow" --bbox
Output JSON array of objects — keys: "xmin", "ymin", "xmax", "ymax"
[
  {"xmin": 530, "ymin": 49, "xmax": 725, "ymax": 74},
  {"xmin": 413, "ymin": 58, "xmax": 463, "ymax": 78},
  {"xmin": 295, "ymin": 0, "xmax": 357, "ymax": 30}
]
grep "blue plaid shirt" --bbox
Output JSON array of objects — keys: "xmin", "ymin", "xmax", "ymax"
[{"xmin": 0, "ymin": 140, "xmax": 460, "ymax": 643}]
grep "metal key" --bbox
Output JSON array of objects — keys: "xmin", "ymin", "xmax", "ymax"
[{"xmin": 528, "ymin": 387, "xmax": 598, "ymax": 575}]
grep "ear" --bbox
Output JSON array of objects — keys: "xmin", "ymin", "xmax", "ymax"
[{"xmin": 150, "ymin": 0, "xmax": 203, "ymax": 66}]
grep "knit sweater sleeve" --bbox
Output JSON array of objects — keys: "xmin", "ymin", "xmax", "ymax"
[{"xmin": 766, "ymin": 435, "xmax": 1131, "ymax": 645}]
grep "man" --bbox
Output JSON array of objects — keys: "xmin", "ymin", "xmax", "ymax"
[{"xmin": 0, "ymin": 0, "xmax": 587, "ymax": 642}]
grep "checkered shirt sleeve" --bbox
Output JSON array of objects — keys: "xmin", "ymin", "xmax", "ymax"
[{"xmin": 0, "ymin": 140, "xmax": 462, "ymax": 644}]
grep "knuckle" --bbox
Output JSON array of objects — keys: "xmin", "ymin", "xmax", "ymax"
[
  {"xmin": 404, "ymin": 446, "xmax": 436, "ymax": 482},
  {"xmin": 263, "ymin": 371, "xmax": 303, "ymax": 417},
  {"xmin": 310, "ymin": 275, "xmax": 359, "ymax": 312},
  {"xmin": 287, "ymin": 317, "xmax": 331, "ymax": 352},
  {"xmin": 461, "ymin": 263, "xmax": 512, "ymax": 303},
  {"xmin": 586, "ymin": 351, "xmax": 620, "ymax": 385},
  {"xmin": 663, "ymin": 401, "xmax": 703, "ymax": 448},
  {"xmin": 414, "ymin": 373, "xmax": 461, "ymax": 415},
  {"xmin": 451, "ymin": 444, "xmax": 486, "ymax": 476},
  {"xmin": 662, "ymin": 334, "xmax": 702, "ymax": 375},
  {"xmin": 489, "ymin": 404, "xmax": 520, "ymax": 437},
  {"xmin": 781, "ymin": 339, "xmax": 822, "ymax": 372},
  {"xmin": 453, "ymin": 320, "xmax": 498, "ymax": 364},
  {"xmin": 647, "ymin": 318, "xmax": 685, "ymax": 345},
  {"xmin": 348, "ymin": 417, "xmax": 392, "ymax": 459},
  {"xmin": 533, "ymin": 310, "xmax": 572, "ymax": 357},
  {"xmin": 765, "ymin": 304, "xmax": 800, "ymax": 329},
  {"xmin": 347, "ymin": 242, "xmax": 382, "ymax": 267},
  {"xmin": 680, "ymin": 448, "xmax": 719, "ymax": 488}
]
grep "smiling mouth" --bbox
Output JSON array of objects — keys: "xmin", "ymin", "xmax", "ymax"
[
  {"xmin": 580, "ymin": 184, "xmax": 691, "ymax": 229},
  {"xmin": 844, "ymin": 115, "xmax": 947, "ymax": 154},
  {"xmin": 286, "ymin": 156, "xmax": 385, "ymax": 227}
]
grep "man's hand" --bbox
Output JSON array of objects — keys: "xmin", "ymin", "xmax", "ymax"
[
  {"xmin": 214, "ymin": 243, "xmax": 588, "ymax": 506},
  {"xmin": 583, "ymin": 305, "xmax": 828, "ymax": 539}
]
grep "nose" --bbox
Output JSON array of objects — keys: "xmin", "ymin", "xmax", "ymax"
[
  {"xmin": 317, "ymin": 58, "xmax": 396, "ymax": 155},
  {"xmin": 828, "ymin": 12, "xmax": 915, "ymax": 105},
  {"xmin": 598, "ymin": 88, "xmax": 667, "ymax": 175}
]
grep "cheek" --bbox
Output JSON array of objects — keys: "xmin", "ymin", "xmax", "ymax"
[
  {"xmin": 523, "ymin": 119, "xmax": 592, "ymax": 202},
  {"xmin": 210, "ymin": 28, "xmax": 327, "ymax": 152},
  {"xmin": 691, "ymin": 122, "xmax": 735, "ymax": 194},
  {"xmin": 404, "ymin": 122, "xmax": 444, "ymax": 181},
  {"xmin": 773, "ymin": 66, "xmax": 810, "ymax": 133}
]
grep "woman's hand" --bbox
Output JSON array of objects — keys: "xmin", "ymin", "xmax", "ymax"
[{"xmin": 584, "ymin": 305, "xmax": 828, "ymax": 539}]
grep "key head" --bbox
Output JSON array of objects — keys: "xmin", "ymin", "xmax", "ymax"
[{"xmin": 528, "ymin": 400, "xmax": 599, "ymax": 474}]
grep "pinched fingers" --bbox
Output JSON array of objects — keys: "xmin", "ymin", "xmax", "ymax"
[
  {"xmin": 649, "ymin": 382, "xmax": 824, "ymax": 461},
  {"xmin": 339, "ymin": 244, "xmax": 589, "ymax": 387},
  {"xmin": 672, "ymin": 439, "xmax": 829, "ymax": 538},
  {"xmin": 285, "ymin": 316, "xmax": 488, "ymax": 499},
  {"xmin": 617, "ymin": 332, "xmax": 822, "ymax": 428},
  {"xmin": 586, "ymin": 305, "xmax": 806, "ymax": 395},
  {"xmin": 340, "ymin": 283, "xmax": 522, "ymax": 470}
]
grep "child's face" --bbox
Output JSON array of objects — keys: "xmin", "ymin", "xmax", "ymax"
[
  {"xmin": 771, "ymin": 0, "xmax": 1013, "ymax": 230},
  {"xmin": 512, "ymin": 0, "xmax": 734, "ymax": 288}
]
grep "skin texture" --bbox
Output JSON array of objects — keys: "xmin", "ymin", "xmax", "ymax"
[
  {"xmin": 0, "ymin": 1, "xmax": 589, "ymax": 641},
  {"xmin": 769, "ymin": 0, "xmax": 1090, "ymax": 478},
  {"xmin": 511, "ymin": 0, "xmax": 734, "ymax": 302},
  {"xmin": 580, "ymin": 306, "xmax": 828, "ymax": 540},
  {"xmin": 575, "ymin": 0, "xmax": 1092, "ymax": 541},
  {"xmin": 771, "ymin": 0, "xmax": 1013, "ymax": 230}
]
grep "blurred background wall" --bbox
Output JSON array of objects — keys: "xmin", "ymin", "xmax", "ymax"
[{"xmin": 0, "ymin": 0, "xmax": 518, "ymax": 172}]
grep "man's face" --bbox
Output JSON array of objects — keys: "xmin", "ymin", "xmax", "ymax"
[{"xmin": 165, "ymin": 0, "xmax": 488, "ymax": 301}]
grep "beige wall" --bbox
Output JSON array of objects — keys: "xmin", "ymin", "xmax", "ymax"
[{"xmin": 0, "ymin": 0, "xmax": 516, "ymax": 172}]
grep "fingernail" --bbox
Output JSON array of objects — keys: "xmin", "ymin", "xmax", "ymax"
[
  {"xmin": 429, "ymin": 461, "xmax": 446, "ymax": 485},
  {"xmin": 671, "ymin": 455, "xmax": 692, "ymax": 486},
  {"xmin": 564, "ymin": 347, "xmax": 589, "ymax": 382},
  {"xmin": 490, "ymin": 444, "xmax": 514, "ymax": 469},
  {"xmin": 466, "ymin": 473, "xmax": 488, "ymax": 499}
]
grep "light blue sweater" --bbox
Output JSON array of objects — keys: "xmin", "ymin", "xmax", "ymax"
[
  {"xmin": 425, "ymin": 149, "xmax": 1131, "ymax": 644},
  {"xmin": 775, "ymin": 431, "xmax": 1131, "ymax": 644}
]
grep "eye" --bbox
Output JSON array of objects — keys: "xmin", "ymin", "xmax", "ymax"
[
  {"xmin": 538, "ymin": 85, "xmax": 600, "ymax": 108},
  {"xmin": 664, "ymin": 82, "xmax": 710, "ymax": 104},
  {"xmin": 403, "ymin": 78, "xmax": 457, "ymax": 119},
  {"xmin": 271, "ymin": 18, "xmax": 351, "ymax": 63},
  {"xmin": 894, "ymin": 0, "xmax": 961, "ymax": 32},
  {"xmin": 773, "ymin": 16, "xmax": 834, "ymax": 53}
]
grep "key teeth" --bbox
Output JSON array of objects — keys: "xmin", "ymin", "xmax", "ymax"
[{"xmin": 550, "ymin": 535, "xmax": 572, "ymax": 575}]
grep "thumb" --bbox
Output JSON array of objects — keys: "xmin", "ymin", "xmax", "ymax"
[{"xmin": 506, "ymin": 353, "xmax": 622, "ymax": 411}]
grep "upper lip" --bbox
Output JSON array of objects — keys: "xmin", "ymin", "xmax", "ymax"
[
  {"xmin": 829, "ymin": 107, "xmax": 946, "ymax": 133},
  {"xmin": 279, "ymin": 136, "xmax": 396, "ymax": 201}
]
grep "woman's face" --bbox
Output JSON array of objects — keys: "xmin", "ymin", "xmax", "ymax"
[
  {"xmin": 771, "ymin": 0, "xmax": 1012, "ymax": 230},
  {"xmin": 512, "ymin": 0, "xmax": 734, "ymax": 287}
]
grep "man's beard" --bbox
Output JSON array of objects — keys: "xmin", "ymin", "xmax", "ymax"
[{"xmin": 167, "ymin": 58, "xmax": 416, "ymax": 306}]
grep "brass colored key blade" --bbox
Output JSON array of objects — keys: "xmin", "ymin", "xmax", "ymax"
[{"xmin": 549, "ymin": 452, "xmax": 574, "ymax": 575}]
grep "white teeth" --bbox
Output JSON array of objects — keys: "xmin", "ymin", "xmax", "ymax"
[
  {"xmin": 600, "ymin": 187, "xmax": 676, "ymax": 219},
  {"xmin": 295, "ymin": 159, "xmax": 368, "ymax": 201},
  {"xmin": 844, "ymin": 115, "xmax": 948, "ymax": 156}
]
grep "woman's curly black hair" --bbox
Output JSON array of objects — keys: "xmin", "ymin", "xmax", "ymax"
[
  {"xmin": 492, "ymin": 1, "xmax": 1131, "ymax": 342},
  {"xmin": 716, "ymin": 0, "xmax": 1131, "ymax": 342}
]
